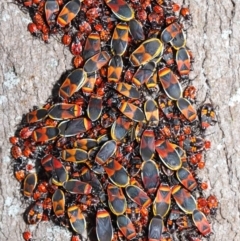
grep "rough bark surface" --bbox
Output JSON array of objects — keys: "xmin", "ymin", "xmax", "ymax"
[{"xmin": 0, "ymin": 0, "xmax": 239, "ymax": 240}]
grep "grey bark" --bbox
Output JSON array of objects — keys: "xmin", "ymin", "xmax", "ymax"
[{"xmin": 0, "ymin": 0, "xmax": 239, "ymax": 240}]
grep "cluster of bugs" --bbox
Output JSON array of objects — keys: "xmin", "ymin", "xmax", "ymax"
[{"xmin": 11, "ymin": 0, "xmax": 218, "ymax": 240}]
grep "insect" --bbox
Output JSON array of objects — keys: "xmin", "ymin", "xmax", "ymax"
[
  {"xmin": 96, "ymin": 209, "xmax": 113, "ymax": 241},
  {"xmin": 61, "ymin": 148, "xmax": 88, "ymax": 163},
  {"xmin": 172, "ymin": 185, "xmax": 197, "ymax": 214},
  {"xmin": 144, "ymin": 99, "xmax": 159, "ymax": 126},
  {"xmin": 192, "ymin": 209, "xmax": 211, "ymax": 237},
  {"xmin": 176, "ymin": 167, "xmax": 197, "ymax": 191},
  {"xmin": 129, "ymin": 18, "xmax": 145, "ymax": 41},
  {"xmin": 107, "ymin": 55, "xmax": 123, "ymax": 83},
  {"xmin": 161, "ymin": 22, "xmax": 182, "ymax": 43},
  {"xmin": 130, "ymin": 38, "xmax": 163, "ymax": 66},
  {"xmin": 117, "ymin": 215, "xmax": 136, "ymax": 240},
  {"xmin": 52, "ymin": 189, "xmax": 65, "ymax": 216},
  {"xmin": 48, "ymin": 103, "xmax": 82, "ymax": 120},
  {"xmin": 148, "ymin": 216, "xmax": 163, "ymax": 241},
  {"xmin": 200, "ymin": 103, "xmax": 217, "ymax": 129},
  {"xmin": 26, "ymin": 201, "xmax": 43, "ymax": 224},
  {"xmin": 68, "ymin": 205, "xmax": 87, "ymax": 234},
  {"xmin": 141, "ymin": 160, "xmax": 159, "ymax": 194},
  {"xmin": 59, "ymin": 68, "xmax": 87, "ymax": 99},
  {"xmin": 107, "ymin": 183, "xmax": 127, "ymax": 215},
  {"xmin": 57, "ymin": 0, "xmax": 82, "ymax": 27},
  {"xmin": 23, "ymin": 173, "xmax": 37, "ymax": 197},
  {"xmin": 83, "ymin": 32, "xmax": 101, "ymax": 60},
  {"xmin": 155, "ymin": 140, "xmax": 182, "ymax": 170},
  {"xmin": 45, "ymin": 0, "xmax": 59, "ymax": 27},
  {"xmin": 176, "ymin": 47, "xmax": 191, "ymax": 78},
  {"xmin": 140, "ymin": 130, "xmax": 155, "ymax": 162},
  {"xmin": 25, "ymin": 108, "xmax": 48, "ymax": 123},
  {"xmin": 87, "ymin": 95, "xmax": 103, "ymax": 121},
  {"xmin": 111, "ymin": 23, "xmax": 129, "ymax": 56},
  {"xmin": 158, "ymin": 66, "xmax": 182, "ymax": 100},
  {"xmin": 104, "ymin": 0, "xmax": 134, "ymax": 21},
  {"xmin": 153, "ymin": 183, "xmax": 171, "ymax": 218},
  {"xmin": 63, "ymin": 179, "xmax": 92, "ymax": 194},
  {"xmin": 177, "ymin": 97, "xmax": 197, "ymax": 122}
]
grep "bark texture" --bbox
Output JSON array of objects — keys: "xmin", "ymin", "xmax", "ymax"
[{"xmin": 0, "ymin": 0, "xmax": 239, "ymax": 240}]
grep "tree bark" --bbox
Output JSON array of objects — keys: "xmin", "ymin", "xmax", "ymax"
[{"xmin": 0, "ymin": 0, "xmax": 239, "ymax": 240}]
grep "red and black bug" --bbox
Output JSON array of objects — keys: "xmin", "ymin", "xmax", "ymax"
[
  {"xmin": 104, "ymin": 0, "xmax": 134, "ymax": 21},
  {"xmin": 125, "ymin": 185, "xmax": 152, "ymax": 208},
  {"xmin": 111, "ymin": 23, "xmax": 129, "ymax": 56},
  {"xmin": 23, "ymin": 173, "xmax": 37, "ymax": 197},
  {"xmin": 200, "ymin": 103, "xmax": 217, "ymax": 129},
  {"xmin": 32, "ymin": 126, "xmax": 59, "ymax": 142},
  {"xmin": 52, "ymin": 189, "xmax": 65, "ymax": 217},
  {"xmin": 141, "ymin": 160, "xmax": 159, "ymax": 194},
  {"xmin": 177, "ymin": 97, "xmax": 197, "ymax": 122},
  {"xmin": 148, "ymin": 216, "xmax": 163, "ymax": 241},
  {"xmin": 63, "ymin": 179, "xmax": 92, "ymax": 194},
  {"xmin": 129, "ymin": 18, "xmax": 145, "ymax": 41},
  {"xmin": 87, "ymin": 95, "xmax": 103, "ymax": 121},
  {"xmin": 176, "ymin": 47, "xmax": 191, "ymax": 78},
  {"xmin": 68, "ymin": 205, "xmax": 87, "ymax": 234},
  {"xmin": 172, "ymin": 185, "xmax": 197, "ymax": 214},
  {"xmin": 140, "ymin": 130, "xmax": 155, "ymax": 162},
  {"xmin": 107, "ymin": 55, "xmax": 123, "ymax": 83},
  {"xmin": 61, "ymin": 148, "xmax": 88, "ymax": 163},
  {"xmin": 153, "ymin": 183, "xmax": 171, "ymax": 218},
  {"xmin": 107, "ymin": 183, "xmax": 127, "ymax": 215},
  {"xmin": 57, "ymin": 0, "xmax": 82, "ymax": 27},
  {"xmin": 45, "ymin": 0, "xmax": 59, "ymax": 27},
  {"xmin": 158, "ymin": 66, "xmax": 182, "ymax": 100},
  {"xmin": 192, "ymin": 209, "xmax": 211, "ymax": 237},
  {"xmin": 96, "ymin": 209, "xmax": 113, "ymax": 241},
  {"xmin": 176, "ymin": 167, "xmax": 197, "ymax": 191},
  {"xmin": 117, "ymin": 215, "xmax": 136, "ymax": 240},
  {"xmin": 25, "ymin": 108, "xmax": 48, "ymax": 123}
]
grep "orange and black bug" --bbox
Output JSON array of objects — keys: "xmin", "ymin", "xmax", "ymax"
[
  {"xmin": 50, "ymin": 157, "xmax": 68, "ymax": 186},
  {"xmin": 83, "ymin": 51, "xmax": 111, "ymax": 73},
  {"xmin": 148, "ymin": 216, "xmax": 163, "ymax": 241},
  {"xmin": 107, "ymin": 183, "xmax": 127, "ymax": 215},
  {"xmin": 58, "ymin": 117, "xmax": 92, "ymax": 137},
  {"xmin": 141, "ymin": 160, "xmax": 159, "ymax": 194},
  {"xmin": 45, "ymin": 0, "xmax": 59, "ymax": 27},
  {"xmin": 161, "ymin": 22, "xmax": 182, "ymax": 43},
  {"xmin": 145, "ymin": 71, "xmax": 158, "ymax": 89},
  {"xmin": 48, "ymin": 103, "xmax": 82, "ymax": 120},
  {"xmin": 11, "ymin": 145, "xmax": 22, "ymax": 159},
  {"xmin": 82, "ymin": 73, "xmax": 97, "ymax": 93},
  {"xmin": 132, "ymin": 61, "xmax": 156, "ymax": 86},
  {"xmin": 87, "ymin": 95, "xmax": 103, "ymax": 121},
  {"xmin": 104, "ymin": 0, "xmax": 134, "ymax": 21},
  {"xmin": 200, "ymin": 103, "xmax": 217, "ymax": 130},
  {"xmin": 61, "ymin": 148, "xmax": 88, "ymax": 163},
  {"xmin": 41, "ymin": 154, "xmax": 56, "ymax": 172},
  {"xmin": 125, "ymin": 185, "xmax": 152, "ymax": 208},
  {"xmin": 162, "ymin": 46, "xmax": 174, "ymax": 66},
  {"xmin": 144, "ymin": 99, "xmax": 159, "ymax": 126},
  {"xmin": 52, "ymin": 189, "xmax": 65, "ymax": 216},
  {"xmin": 140, "ymin": 130, "xmax": 155, "ymax": 162},
  {"xmin": 57, "ymin": 0, "xmax": 82, "ymax": 27},
  {"xmin": 59, "ymin": 68, "xmax": 87, "ymax": 99},
  {"xmin": 31, "ymin": 126, "xmax": 59, "ymax": 142},
  {"xmin": 68, "ymin": 205, "xmax": 87, "ymax": 234},
  {"xmin": 107, "ymin": 55, "xmax": 123, "ymax": 83},
  {"xmin": 118, "ymin": 102, "xmax": 145, "ymax": 122},
  {"xmin": 73, "ymin": 138, "xmax": 97, "ymax": 150},
  {"xmin": 25, "ymin": 108, "xmax": 48, "ymax": 123},
  {"xmin": 111, "ymin": 23, "xmax": 129, "ymax": 56},
  {"xmin": 14, "ymin": 165, "xmax": 26, "ymax": 182},
  {"xmin": 172, "ymin": 185, "xmax": 197, "ymax": 214},
  {"xmin": 158, "ymin": 66, "xmax": 182, "ymax": 100},
  {"xmin": 179, "ymin": 136, "xmax": 205, "ymax": 153},
  {"xmin": 104, "ymin": 159, "xmax": 129, "ymax": 187},
  {"xmin": 26, "ymin": 201, "xmax": 43, "ymax": 224},
  {"xmin": 130, "ymin": 38, "xmax": 163, "ymax": 67},
  {"xmin": 158, "ymin": 94, "xmax": 175, "ymax": 119},
  {"xmin": 153, "ymin": 183, "xmax": 171, "ymax": 218},
  {"xmin": 176, "ymin": 97, "xmax": 197, "ymax": 122},
  {"xmin": 155, "ymin": 140, "xmax": 182, "ymax": 170},
  {"xmin": 117, "ymin": 215, "xmax": 136, "ymax": 240},
  {"xmin": 111, "ymin": 116, "xmax": 132, "ymax": 141},
  {"xmin": 95, "ymin": 140, "xmax": 117, "ymax": 165},
  {"xmin": 96, "ymin": 209, "xmax": 113, "ymax": 241},
  {"xmin": 63, "ymin": 179, "xmax": 92, "ymax": 194},
  {"xmin": 23, "ymin": 173, "xmax": 37, "ymax": 197},
  {"xmin": 82, "ymin": 32, "xmax": 101, "ymax": 61},
  {"xmin": 176, "ymin": 167, "xmax": 197, "ymax": 191},
  {"xmin": 176, "ymin": 47, "xmax": 191, "ymax": 78},
  {"xmin": 115, "ymin": 82, "xmax": 140, "ymax": 99},
  {"xmin": 192, "ymin": 209, "xmax": 211, "ymax": 237},
  {"xmin": 129, "ymin": 18, "xmax": 145, "ymax": 41},
  {"xmin": 22, "ymin": 231, "xmax": 32, "ymax": 241},
  {"xmin": 170, "ymin": 29, "xmax": 186, "ymax": 50}
]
